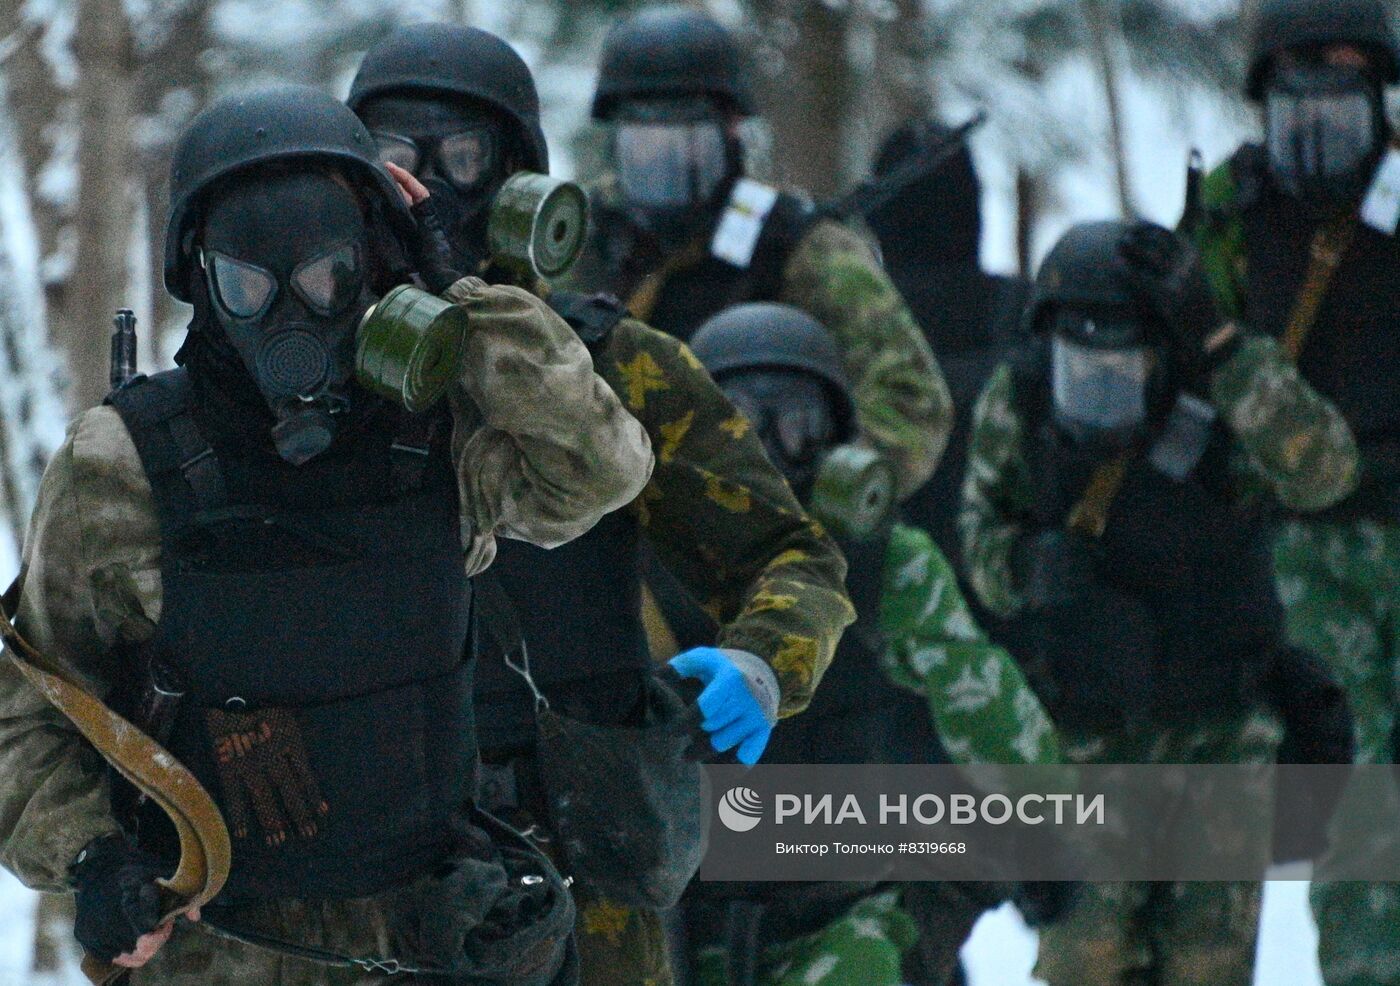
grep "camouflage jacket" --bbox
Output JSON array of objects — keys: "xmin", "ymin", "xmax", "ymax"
[
  {"xmin": 591, "ymin": 313, "xmax": 854, "ymax": 716},
  {"xmin": 0, "ymin": 277, "xmax": 655, "ymax": 892},
  {"xmin": 570, "ymin": 179, "xmax": 953, "ymax": 499},
  {"xmin": 879, "ymin": 523, "xmax": 1061, "ymax": 766},
  {"xmin": 960, "ymin": 340, "xmax": 1360, "ymax": 618}
]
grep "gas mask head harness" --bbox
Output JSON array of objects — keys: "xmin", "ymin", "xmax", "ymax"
[
  {"xmin": 610, "ymin": 95, "xmax": 740, "ymax": 246},
  {"xmin": 358, "ymin": 94, "xmax": 514, "ymax": 273},
  {"xmin": 1264, "ymin": 54, "xmax": 1389, "ymax": 202},
  {"xmin": 197, "ymin": 167, "xmax": 380, "ymax": 465}
]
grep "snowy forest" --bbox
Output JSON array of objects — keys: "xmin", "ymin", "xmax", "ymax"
[{"xmin": 0, "ymin": 0, "xmax": 1381, "ymax": 982}]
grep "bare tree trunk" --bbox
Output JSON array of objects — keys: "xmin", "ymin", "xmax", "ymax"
[
  {"xmin": 749, "ymin": 2, "xmax": 852, "ymax": 197},
  {"xmin": 1015, "ymin": 167, "xmax": 1041, "ymax": 278},
  {"xmin": 0, "ymin": 1, "xmax": 74, "ymax": 362},
  {"xmin": 69, "ymin": 0, "xmax": 137, "ymax": 412},
  {"xmin": 1084, "ymin": 0, "xmax": 1134, "ymax": 218}
]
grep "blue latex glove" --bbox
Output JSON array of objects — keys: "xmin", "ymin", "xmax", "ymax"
[{"xmin": 669, "ymin": 647, "xmax": 780, "ymax": 765}]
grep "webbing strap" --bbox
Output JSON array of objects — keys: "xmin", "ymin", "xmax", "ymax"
[
  {"xmin": 1066, "ymin": 455, "xmax": 1130, "ymax": 539},
  {"xmin": 1281, "ymin": 214, "xmax": 1358, "ymax": 365},
  {"xmin": 0, "ymin": 580, "xmax": 230, "ymax": 986},
  {"xmin": 626, "ymin": 240, "xmax": 707, "ymax": 325}
]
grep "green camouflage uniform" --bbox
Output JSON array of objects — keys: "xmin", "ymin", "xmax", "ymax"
[
  {"xmin": 570, "ymin": 180, "xmax": 954, "ymax": 499},
  {"xmin": 1196, "ymin": 153, "xmax": 1400, "ymax": 986},
  {"xmin": 0, "ymin": 278, "xmax": 656, "ymax": 980},
  {"xmin": 542, "ymin": 310, "xmax": 857, "ymax": 986},
  {"xmin": 656, "ymin": 522, "xmax": 1062, "ymax": 986},
  {"xmin": 960, "ymin": 336, "xmax": 1358, "ymax": 986}
]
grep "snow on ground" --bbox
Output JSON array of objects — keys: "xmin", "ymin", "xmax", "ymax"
[{"xmin": 960, "ymin": 881, "xmax": 1324, "ymax": 986}]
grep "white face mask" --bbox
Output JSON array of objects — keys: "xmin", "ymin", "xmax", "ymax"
[
  {"xmin": 615, "ymin": 120, "xmax": 730, "ymax": 209},
  {"xmin": 1052, "ymin": 334, "xmax": 1153, "ymax": 436},
  {"xmin": 1265, "ymin": 64, "xmax": 1383, "ymax": 200}
]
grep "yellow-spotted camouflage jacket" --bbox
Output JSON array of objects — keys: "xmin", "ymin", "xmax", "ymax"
[
  {"xmin": 569, "ymin": 178, "xmax": 953, "ymax": 499},
  {"xmin": 0, "ymin": 278, "xmax": 656, "ymax": 892},
  {"xmin": 591, "ymin": 314, "xmax": 854, "ymax": 714}
]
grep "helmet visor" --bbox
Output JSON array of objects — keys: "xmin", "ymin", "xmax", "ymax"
[
  {"xmin": 1052, "ymin": 336, "xmax": 1153, "ymax": 433},
  {"xmin": 1265, "ymin": 65, "xmax": 1380, "ymax": 195},
  {"xmin": 615, "ymin": 121, "xmax": 729, "ymax": 209}
]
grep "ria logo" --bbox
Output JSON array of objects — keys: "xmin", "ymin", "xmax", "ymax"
[{"xmin": 718, "ymin": 786, "xmax": 764, "ymax": 832}]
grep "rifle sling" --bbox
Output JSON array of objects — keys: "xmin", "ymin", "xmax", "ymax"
[
  {"xmin": 1066, "ymin": 455, "xmax": 1130, "ymax": 539},
  {"xmin": 1281, "ymin": 214, "xmax": 1358, "ymax": 365},
  {"xmin": 0, "ymin": 579, "xmax": 230, "ymax": 985}
]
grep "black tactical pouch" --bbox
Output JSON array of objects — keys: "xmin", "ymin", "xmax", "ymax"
[{"xmin": 476, "ymin": 572, "xmax": 709, "ymax": 909}]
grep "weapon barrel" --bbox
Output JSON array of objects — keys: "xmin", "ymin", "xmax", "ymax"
[{"xmin": 110, "ymin": 309, "xmax": 138, "ymax": 391}]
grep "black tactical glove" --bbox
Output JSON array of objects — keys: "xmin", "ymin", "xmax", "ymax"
[
  {"xmin": 410, "ymin": 197, "xmax": 466, "ymax": 296},
  {"xmin": 1118, "ymin": 220, "xmax": 1238, "ymax": 394},
  {"xmin": 71, "ymin": 834, "xmax": 167, "ymax": 963},
  {"xmin": 1013, "ymin": 529, "xmax": 1101, "ymax": 611}
]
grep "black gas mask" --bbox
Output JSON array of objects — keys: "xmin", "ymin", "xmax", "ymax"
[
  {"xmin": 359, "ymin": 95, "xmax": 509, "ymax": 273},
  {"xmin": 612, "ymin": 96, "xmax": 738, "ymax": 250},
  {"xmin": 200, "ymin": 172, "xmax": 377, "ymax": 465},
  {"xmin": 1049, "ymin": 308, "xmax": 1165, "ymax": 453},
  {"xmin": 1264, "ymin": 60, "xmax": 1388, "ymax": 203}
]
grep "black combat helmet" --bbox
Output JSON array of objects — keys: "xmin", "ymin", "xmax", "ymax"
[
  {"xmin": 347, "ymin": 23, "xmax": 549, "ymax": 173},
  {"xmin": 165, "ymin": 85, "xmax": 413, "ymax": 302},
  {"xmin": 1031, "ymin": 221, "xmax": 1173, "ymax": 448},
  {"xmin": 688, "ymin": 302, "xmax": 856, "ymax": 441},
  {"xmin": 591, "ymin": 5, "xmax": 756, "ymax": 121},
  {"xmin": 1027, "ymin": 220, "xmax": 1143, "ymax": 334},
  {"xmin": 1246, "ymin": 0, "xmax": 1400, "ymax": 100}
]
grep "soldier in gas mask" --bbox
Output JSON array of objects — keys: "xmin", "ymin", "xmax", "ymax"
[
  {"xmin": 961, "ymin": 220, "xmax": 1358, "ymax": 985},
  {"xmin": 570, "ymin": 5, "xmax": 954, "ymax": 502},
  {"xmin": 348, "ymin": 25, "xmax": 855, "ymax": 986},
  {"xmin": 1191, "ymin": 2, "xmax": 1400, "ymax": 980},
  {"xmin": 0, "ymin": 85, "xmax": 655, "ymax": 984},
  {"xmin": 649, "ymin": 302, "xmax": 1063, "ymax": 986}
]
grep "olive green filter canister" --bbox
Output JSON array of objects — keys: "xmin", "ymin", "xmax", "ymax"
[
  {"xmin": 809, "ymin": 444, "xmax": 897, "ymax": 542},
  {"xmin": 356, "ymin": 284, "xmax": 470, "ymax": 413},
  {"xmin": 487, "ymin": 171, "xmax": 589, "ymax": 280}
]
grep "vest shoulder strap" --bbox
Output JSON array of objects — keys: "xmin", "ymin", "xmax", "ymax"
[
  {"xmin": 106, "ymin": 368, "xmax": 227, "ymax": 515},
  {"xmin": 546, "ymin": 291, "xmax": 628, "ymax": 355},
  {"xmin": 748, "ymin": 189, "xmax": 819, "ymax": 301}
]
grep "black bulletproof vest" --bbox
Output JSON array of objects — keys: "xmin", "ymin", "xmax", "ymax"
[
  {"xmin": 1014, "ymin": 355, "xmax": 1282, "ymax": 719},
  {"xmin": 472, "ymin": 292, "xmax": 648, "ymax": 757},
  {"xmin": 1236, "ymin": 146, "xmax": 1400, "ymax": 508},
  {"xmin": 474, "ymin": 508, "xmax": 651, "ymax": 755},
  {"xmin": 593, "ymin": 192, "xmax": 816, "ymax": 343},
  {"xmin": 108, "ymin": 369, "xmax": 475, "ymax": 901}
]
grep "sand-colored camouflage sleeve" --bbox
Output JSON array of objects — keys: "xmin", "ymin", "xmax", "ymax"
[
  {"xmin": 958, "ymin": 364, "xmax": 1035, "ymax": 620},
  {"xmin": 1209, "ymin": 336, "xmax": 1359, "ymax": 513},
  {"xmin": 0, "ymin": 407, "xmax": 159, "ymax": 890},
  {"xmin": 602, "ymin": 319, "xmax": 855, "ymax": 716},
  {"xmin": 444, "ymin": 277, "xmax": 654, "ymax": 572},
  {"xmin": 779, "ymin": 219, "xmax": 952, "ymax": 499},
  {"xmin": 879, "ymin": 523, "xmax": 1060, "ymax": 766}
]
